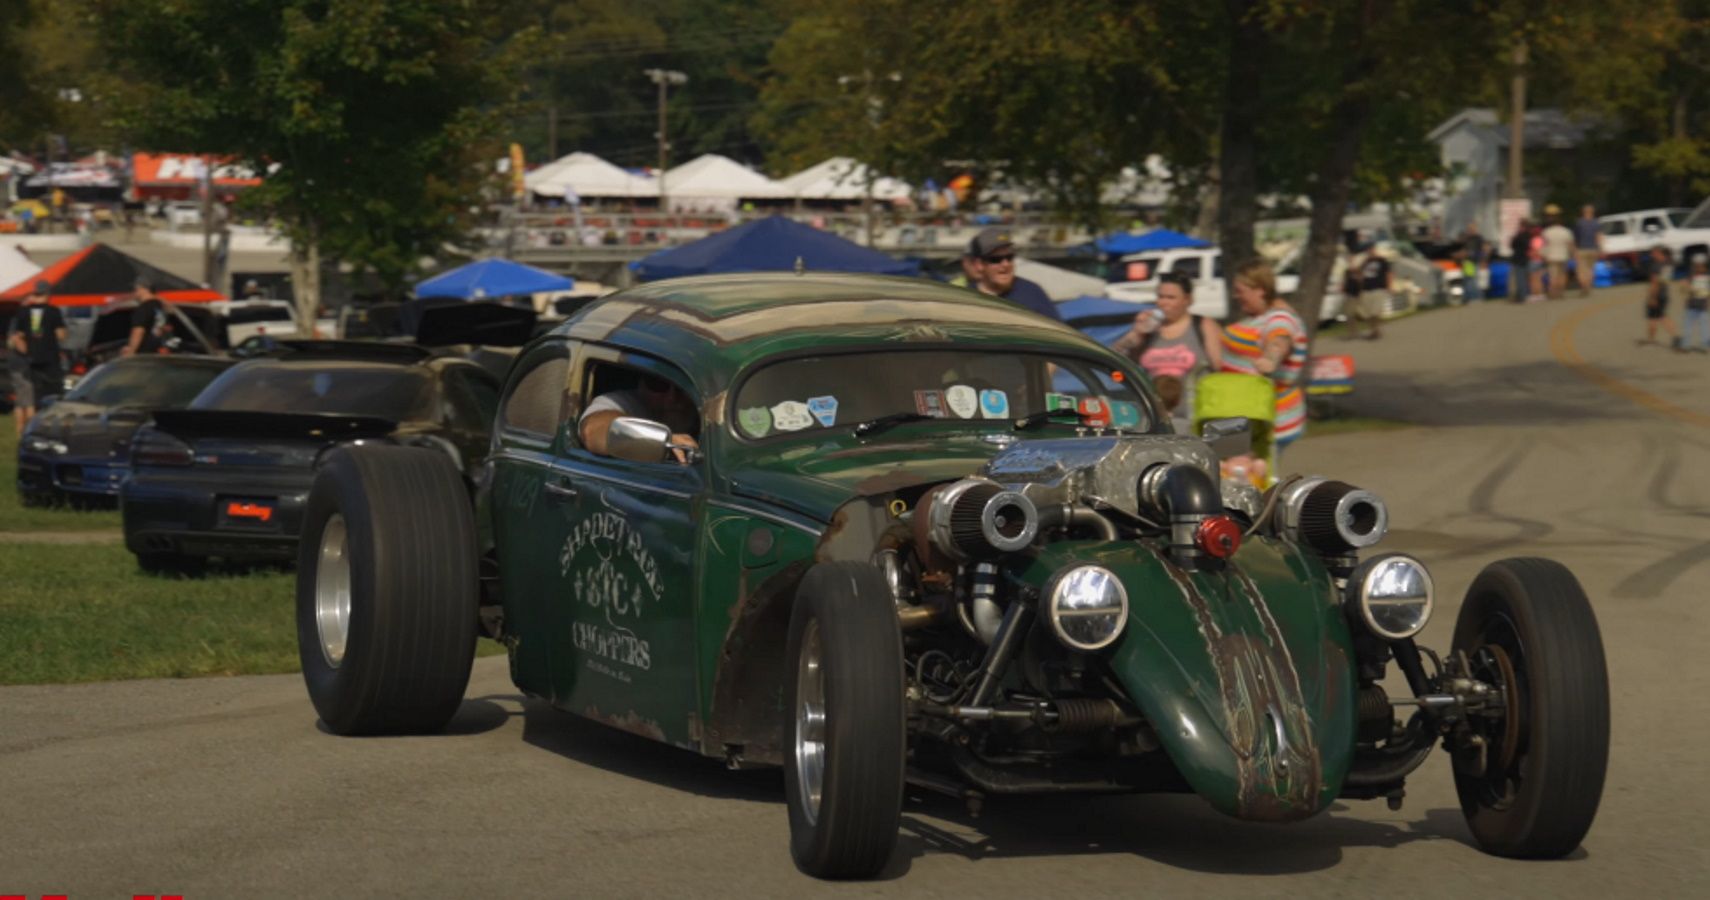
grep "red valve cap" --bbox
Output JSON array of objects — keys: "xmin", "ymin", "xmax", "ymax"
[{"xmin": 1195, "ymin": 515, "xmax": 1243, "ymax": 559}]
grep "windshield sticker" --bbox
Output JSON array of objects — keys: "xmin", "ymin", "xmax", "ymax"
[
  {"xmin": 945, "ymin": 384, "xmax": 978, "ymax": 418},
  {"xmin": 1045, "ymin": 392, "xmax": 1077, "ymax": 412},
  {"xmin": 771, "ymin": 400, "xmax": 814, "ymax": 431},
  {"xmin": 1077, "ymin": 396, "xmax": 1111, "ymax": 427},
  {"xmin": 1110, "ymin": 400, "xmax": 1142, "ymax": 429},
  {"xmin": 979, "ymin": 389, "xmax": 1010, "ymax": 419},
  {"xmin": 738, "ymin": 406, "xmax": 772, "ymax": 438},
  {"xmin": 913, "ymin": 389, "xmax": 946, "ymax": 418},
  {"xmin": 807, "ymin": 395, "xmax": 839, "ymax": 427}
]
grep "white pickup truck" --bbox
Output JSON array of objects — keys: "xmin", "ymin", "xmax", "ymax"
[
  {"xmin": 1597, "ymin": 207, "xmax": 1710, "ymax": 269},
  {"xmin": 1100, "ymin": 245, "xmax": 1389, "ymax": 323}
]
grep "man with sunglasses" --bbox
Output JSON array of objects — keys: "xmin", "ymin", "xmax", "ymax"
[{"xmin": 960, "ymin": 227, "xmax": 1062, "ymax": 322}]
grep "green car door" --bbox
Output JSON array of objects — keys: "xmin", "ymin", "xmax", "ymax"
[
  {"xmin": 538, "ymin": 347, "xmax": 705, "ymax": 749},
  {"xmin": 490, "ymin": 341, "xmax": 574, "ymax": 699}
]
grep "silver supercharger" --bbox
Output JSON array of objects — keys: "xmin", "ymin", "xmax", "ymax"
[{"xmin": 980, "ymin": 434, "xmax": 1221, "ymax": 519}]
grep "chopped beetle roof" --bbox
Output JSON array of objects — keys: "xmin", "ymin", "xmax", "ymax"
[{"xmin": 549, "ymin": 273, "xmax": 1127, "ymax": 391}]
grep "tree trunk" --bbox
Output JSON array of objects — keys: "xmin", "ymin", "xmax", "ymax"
[
  {"xmin": 289, "ymin": 236, "xmax": 322, "ymax": 336},
  {"xmin": 1217, "ymin": 1, "xmax": 1266, "ymax": 312},
  {"xmin": 1295, "ymin": 92, "xmax": 1373, "ymax": 338},
  {"xmin": 1193, "ymin": 159, "xmax": 1221, "ymax": 240}
]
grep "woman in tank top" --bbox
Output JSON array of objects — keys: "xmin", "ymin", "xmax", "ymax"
[{"xmin": 1112, "ymin": 272, "xmax": 1222, "ymax": 418}]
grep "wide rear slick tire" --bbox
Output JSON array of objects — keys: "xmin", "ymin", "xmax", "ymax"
[
  {"xmin": 784, "ymin": 562, "xmax": 906, "ymax": 879},
  {"xmin": 1452, "ymin": 557, "xmax": 1609, "ymax": 858},
  {"xmin": 296, "ymin": 445, "xmax": 478, "ymax": 736}
]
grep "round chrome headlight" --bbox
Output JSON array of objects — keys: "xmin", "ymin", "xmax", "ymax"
[
  {"xmin": 1045, "ymin": 565, "xmax": 1129, "ymax": 651},
  {"xmin": 1347, "ymin": 554, "xmax": 1434, "ymax": 641}
]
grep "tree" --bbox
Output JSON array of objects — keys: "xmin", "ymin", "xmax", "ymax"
[
  {"xmin": 95, "ymin": 0, "xmax": 528, "ymax": 314},
  {"xmin": 0, "ymin": 0, "xmax": 50, "ymax": 150},
  {"xmin": 754, "ymin": 0, "xmax": 1216, "ymax": 226}
]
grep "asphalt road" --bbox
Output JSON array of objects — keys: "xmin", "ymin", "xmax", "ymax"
[{"xmin": 4, "ymin": 284, "xmax": 1707, "ymax": 897}]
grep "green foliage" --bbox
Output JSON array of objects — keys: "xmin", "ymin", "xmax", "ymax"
[
  {"xmin": 754, "ymin": 0, "xmax": 1214, "ymax": 226},
  {"xmin": 508, "ymin": 0, "xmax": 786, "ymax": 168},
  {"xmin": 93, "ymin": 0, "xmax": 529, "ymax": 290},
  {"xmin": 0, "ymin": 0, "xmax": 49, "ymax": 147}
]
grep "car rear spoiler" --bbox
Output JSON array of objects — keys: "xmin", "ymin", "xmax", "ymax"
[{"xmin": 149, "ymin": 410, "xmax": 399, "ymax": 441}]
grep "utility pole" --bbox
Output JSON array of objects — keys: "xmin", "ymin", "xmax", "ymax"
[
  {"xmin": 645, "ymin": 68, "xmax": 688, "ymax": 218},
  {"xmin": 1506, "ymin": 40, "xmax": 1527, "ymax": 200}
]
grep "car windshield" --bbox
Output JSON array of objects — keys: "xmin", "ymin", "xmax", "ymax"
[
  {"xmin": 193, "ymin": 365, "xmax": 432, "ymax": 419},
  {"xmin": 1667, "ymin": 209, "xmax": 1691, "ymax": 227},
  {"xmin": 65, "ymin": 361, "xmax": 225, "ymax": 409},
  {"xmin": 734, "ymin": 349, "xmax": 1154, "ymax": 440}
]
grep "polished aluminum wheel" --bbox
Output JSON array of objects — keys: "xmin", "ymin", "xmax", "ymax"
[
  {"xmin": 794, "ymin": 619, "xmax": 827, "ymax": 824},
  {"xmin": 315, "ymin": 514, "xmax": 352, "ymax": 669}
]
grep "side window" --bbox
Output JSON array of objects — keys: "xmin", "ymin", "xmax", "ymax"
[
  {"xmin": 1171, "ymin": 257, "xmax": 1203, "ymax": 279},
  {"xmin": 442, "ymin": 368, "xmax": 502, "ymax": 431},
  {"xmin": 1602, "ymin": 220, "xmax": 1626, "ymax": 236},
  {"xmin": 1212, "ymin": 254, "xmax": 1224, "ymax": 278},
  {"xmin": 1641, "ymin": 216, "xmax": 1665, "ymax": 233},
  {"xmin": 570, "ymin": 356, "xmax": 701, "ymax": 453},
  {"xmin": 499, "ymin": 344, "xmax": 570, "ymax": 439}
]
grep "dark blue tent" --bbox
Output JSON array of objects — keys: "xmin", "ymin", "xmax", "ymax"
[
  {"xmin": 414, "ymin": 258, "xmax": 574, "ymax": 300},
  {"xmin": 1093, "ymin": 228, "xmax": 1212, "ymax": 256},
  {"xmin": 1057, "ymin": 295, "xmax": 1154, "ymax": 348},
  {"xmin": 632, "ymin": 215, "xmax": 919, "ymax": 281}
]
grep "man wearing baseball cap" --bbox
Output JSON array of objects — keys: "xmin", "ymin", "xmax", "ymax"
[
  {"xmin": 8, "ymin": 279, "xmax": 67, "ymax": 431},
  {"xmin": 961, "ymin": 227, "xmax": 1062, "ymax": 322}
]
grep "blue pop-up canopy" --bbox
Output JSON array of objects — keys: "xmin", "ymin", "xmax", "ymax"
[
  {"xmin": 1057, "ymin": 295, "xmax": 1155, "ymax": 348},
  {"xmin": 632, "ymin": 215, "xmax": 919, "ymax": 281},
  {"xmin": 1093, "ymin": 228, "xmax": 1212, "ymax": 256},
  {"xmin": 414, "ymin": 258, "xmax": 574, "ymax": 300}
]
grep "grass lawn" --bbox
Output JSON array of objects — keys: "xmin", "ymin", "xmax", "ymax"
[
  {"xmin": 0, "ymin": 426, "xmax": 123, "ymax": 532},
  {"xmin": 0, "ymin": 535, "xmax": 504, "ymax": 686}
]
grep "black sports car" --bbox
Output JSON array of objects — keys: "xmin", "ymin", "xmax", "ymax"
[
  {"xmin": 16, "ymin": 355, "xmax": 235, "ymax": 506},
  {"xmin": 120, "ymin": 343, "xmax": 501, "ymax": 573}
]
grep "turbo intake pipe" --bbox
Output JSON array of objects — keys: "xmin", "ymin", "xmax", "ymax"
[{"xmin": 1138, "ymin": 464, "xmax": 1228, "ymax": 570}]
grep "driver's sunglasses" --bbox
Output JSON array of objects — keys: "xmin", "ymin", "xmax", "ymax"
[{"xmin": 983, "ymin": 253, "xmax": 1016, "ymax": 265}]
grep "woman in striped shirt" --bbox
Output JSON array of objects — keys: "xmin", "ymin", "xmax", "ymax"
[{"xmin": 1220, "ymin": 259, "xmax": 1309, "ymax": 448}]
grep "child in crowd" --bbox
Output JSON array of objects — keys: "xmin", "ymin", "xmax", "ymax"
[
  {"xmin": 1685, "ymin": 254, "xmax": 1710, "ymax": 353},
  {"xmin": 1154, "ymin": 375, "xmax": 1191, "ymax": 435}
]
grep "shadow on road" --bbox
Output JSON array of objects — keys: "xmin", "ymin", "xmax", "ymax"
[
  {"xmin": 891, "ymin": 793, "xmax": 1477, "ymax": 876},
  {"xmin": 511, "ymin": 694, "xmax": 782, "ymax": 803},
  {"xmin": 1337, "ymin": 360, "xmax": 1691, "ymax": 429}
]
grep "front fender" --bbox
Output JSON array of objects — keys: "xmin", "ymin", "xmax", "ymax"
[{"xmin": 1025, "ymin": 538, "xmax": 1357, "ymax": 821}]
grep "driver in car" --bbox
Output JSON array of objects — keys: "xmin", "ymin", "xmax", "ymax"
[{"xmin": 579, "ymin": 372, "xmax": 700, "ymax": 462}]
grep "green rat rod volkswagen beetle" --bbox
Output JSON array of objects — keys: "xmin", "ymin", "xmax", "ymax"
[{"xmin": 293, "ymin": 273, "xmax": 1609, "ymax": 879}]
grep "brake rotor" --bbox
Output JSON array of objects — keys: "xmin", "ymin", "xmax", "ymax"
[{"xmin": 1481, "ymin": 643, "xmax": 1523, "ymax": 772}]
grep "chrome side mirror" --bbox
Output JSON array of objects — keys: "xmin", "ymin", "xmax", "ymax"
[
  {"xmin": 1200, "ymin": 417, "xmax": 1252, "ymax": 460},
  {"xmin": 607, "ymin": 416, "xmax": 675, "ymax": 463}
]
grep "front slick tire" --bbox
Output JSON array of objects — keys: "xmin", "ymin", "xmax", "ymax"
[
  {"xmin": 1452, "ymin": 557, "xmax": 1609, "ymax": 858},
  {"xmin": 296, "ymin": 445, "xmax": 478, "ymax": 736},
  {"xmin": 784, "ymin": 562, "xmax": 906, "ymax": 880}
]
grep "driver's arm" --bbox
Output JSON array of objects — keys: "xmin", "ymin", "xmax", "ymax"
[
  {"xmin": 123, "ymin": 325, "xmax": 144, "ymax": 356},
  {"xmin": 579, "ymin": 409, "xmax": 623, "ymax": 457}
]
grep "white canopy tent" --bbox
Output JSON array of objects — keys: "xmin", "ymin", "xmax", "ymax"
[
  {"xmin": 1015, "ymin": 258, "xmax": 1108, "ymax": 301},
  {"xmin": 660, "ymin": 154, "xmax": 787, "ymax": 211},
  {"xmin": 526, "ymin": 152, "xmax": 657, "ymax": 199},
  {"xmin": 0, "ymin": 245, "xmax": 42, "ymax": 295},
  {"xmin": 777, "ymin": 157, "xmax": 911, "ymax": 202}
]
